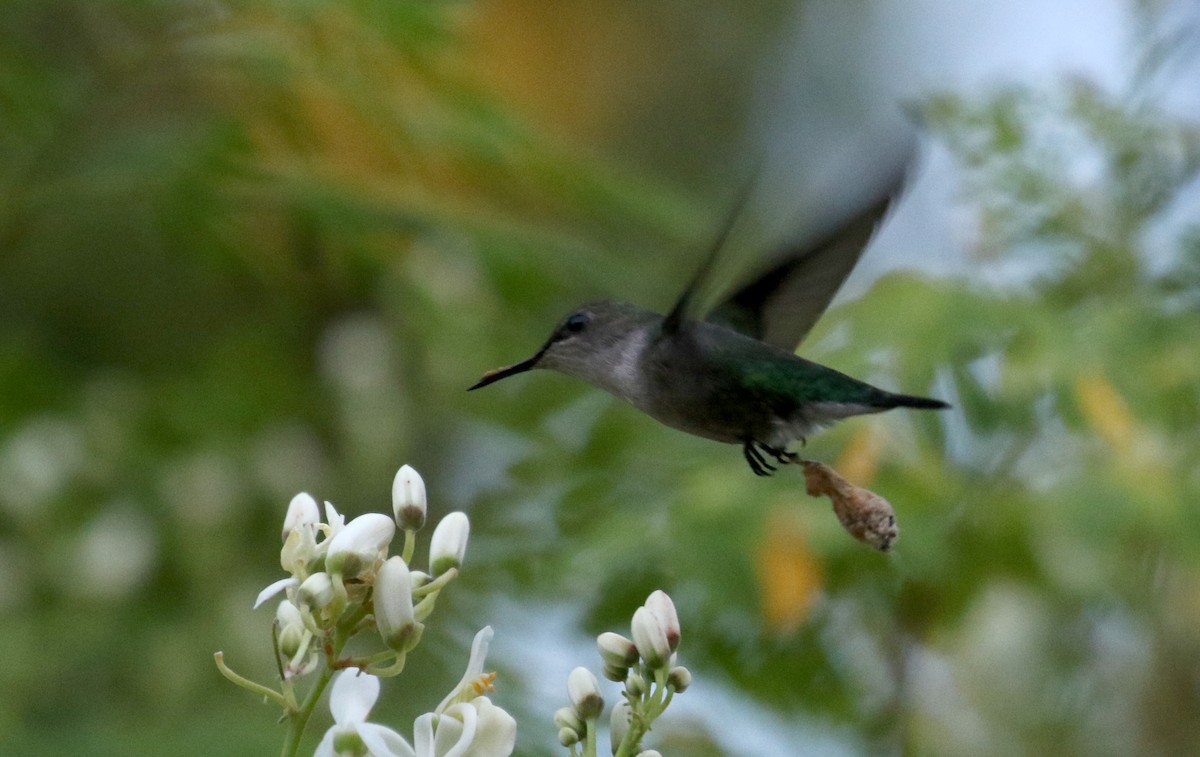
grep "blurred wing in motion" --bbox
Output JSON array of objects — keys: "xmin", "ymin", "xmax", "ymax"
[{"xmin": 707, "ymin": 155, "xmax": 913, "ymax": 352}]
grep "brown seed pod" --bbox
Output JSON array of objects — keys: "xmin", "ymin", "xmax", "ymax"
[{"xmin": 800, "ymin": 460, "xmax": 898, "ymax": 552}]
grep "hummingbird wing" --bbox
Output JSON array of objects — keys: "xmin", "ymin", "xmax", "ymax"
[
  {"xmin": 707, "ymin": 158, "xmax": 912, "ymax": 352},
  {"xmin": 662, "ymin": 168, "xmax": 761, "ymax": 336}
]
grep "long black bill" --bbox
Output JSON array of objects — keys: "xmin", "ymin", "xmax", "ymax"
[{"xmin": 467, "ymin": 351, "xmax": 542, "ymax": 391}]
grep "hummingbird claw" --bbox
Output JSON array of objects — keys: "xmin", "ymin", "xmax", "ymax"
[
  {"xmin": 743, "ymin": 441, "xmax": 800, "ymax": 476},
  {"xmin": 742, "ymin": 441, "xmax": 777, "ymax": 476}
]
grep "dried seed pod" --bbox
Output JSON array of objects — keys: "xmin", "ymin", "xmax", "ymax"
[{"xmin": 800, "ymin": 460, "xmax": 898, "ymax": 552}]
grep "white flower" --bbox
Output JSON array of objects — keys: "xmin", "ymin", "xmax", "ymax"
[
  {"xmin": 413, "ymin": 698, "xmax": 515, "ymax": 757},
  {"xmin": 326, "ymin": 513, "xmax": 395, "ymax": 578},
  {"xmin": 276, "ymin": 599, "xmax": 306, "ymax": 657},
  {"xmin": 429, "ymin": 512, "xmax": 469, "ymax": 577},
  {"xmin": 567, "ymin": 667, "xmax": 603, "ymax": 720},
  {"xmin": 596, "ymin": 632, "xmax": 638, "ymax": 668},
  {"xmin": 282, "ymin": 492, "xmax": 321, "ymax": 542},
  {"xmin": 392, "ymin": 465, "xmax": 427, "ymax": 531},
  {"xmin": 276, "ymin": 599, "xmax": 317, "ymax": 679},
  {"xmin": 436, "ymin": 626, "xmax": 493, "ymax": 713},
  {"xmin": 298, "ymin": 571, "xmax": 336, "ymax": 614},
  {"xmin": 630, "ymin": 606, "xmax": 671, "ymax": 669},
  {"xmin": 315, "ymin": 669, "xmax": 413, "ymax": 757},
  {"xmin": 644, "ymin": 591, "xmax": 680, "ymax": 652},
  {"xmin": 376, "ymin": 556, "xmax": 421, "ymax": 652}
]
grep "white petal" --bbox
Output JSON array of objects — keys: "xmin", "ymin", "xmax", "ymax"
[
  {"xmin": 327, "ymin": 513, "xmax": 395, "ymax": 576},
  {"xmin": 254, "ymin": 577, "xmax": 297, "ymax": 609},
  {"xmin": 436, "ymin": 626, "xmax": 493, "ymax": 714},
  {"xmin": 431, "ymin": 713, "xmax": 464, "ymax": 757},
  {"xmin": 644, "ymin": 590, "xmax": 680, "ymax": 651},
  {"xmin": 330, "ymin": 668, "xmax": 380, "ymax": 726},
  {"xmin": 392, "ymin": 465, "xmax": 427, "ymax": 530},
  {"xmin": 298, "ymin": 572, "xmax": 335, "ymax": 612},
  {"xmin": 630, "ymin": 606, "xmax": 671, "ymax": 668},
  {"xmin": 414, "ymin": 713, "xmax": 436, "ymax": 757},
  {"xmin": 429, "ymin": 512, "xmax": 469, "ymax": 576},
  {"xmin": 283, "ymin": 492, "xmax": 321, "ymax": 542},
  {"xmin": 313, "ymin": 727, "xmax": 337, "ymax": 757},
  {"xmin": 359, "ymin": 722, "xmax": 416, "ymax": 757},
  {"xmin": 464, "ymin": 697, "xmax": 516, "ymax": 757},
  {"xmin": 275, "ymin": 598, "xmax": 303, "ymax": 627},
  {"xmin": 325, "ymin": 501, "xmax": 346, "ymax": 533},
  {"xmin": 437, "ymin": 703, "xmax": 478, "ymax": 757},
  {"xmin": 609, "ymin": 700, "xmax": 631, "ymax": 752},
  {"xmin": 375, "ymin": 557, "xmax": 417, "ymax": 650},
  {"xmin": 567, "ymin": 667, "xmax": 603, "ymax": 719}
]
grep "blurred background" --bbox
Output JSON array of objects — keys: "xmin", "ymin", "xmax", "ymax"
[{"xmin": 2, "ymin": 0, "xmax": 1200, "ymax": 754}]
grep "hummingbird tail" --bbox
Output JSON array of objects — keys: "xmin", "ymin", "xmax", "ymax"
[{"xmin": 884, "ymin": 393, "xmax": 951, "ymax": 410}]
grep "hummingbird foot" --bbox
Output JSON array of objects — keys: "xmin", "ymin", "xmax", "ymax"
[
  {"xmin": 742, "ymin": 441, "xmax": 799, "ymax": 476},
  {"xmin": 743, "ymin": 441, "xmax": 776, "ymax": 476}
]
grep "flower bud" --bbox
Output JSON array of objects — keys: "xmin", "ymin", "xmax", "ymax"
[
  {"xmin": 375, "ymin": 556, "xmax": 421, "ymax": 651},
  {"xmin": 667, "ymin": 665, "xmax": 691, "ymax": 693},
  {"xmin": 637, "ymin": 751, "xmax": 664, "ymax": 757},
  {"xmin": 297, "ymin": 572, "xmax": 335, "ymax": 613},
  {"xmin": 325, "ymin": 513, "xmax": 395, "ymax": 578},
  {"xmin": 625, "ymin": 671, "xmax": 647, "ymax": 697},
  {"xmin": 597, "ymin": 631, "xmax": 639, "ymax": 668},
  {"xmin": 644, "ymin": 590, "xmax": 680, "ymax": 652},
  {"xmin": 630, "ymin": 606, "xmax": 671, "ymax": 669},
  {"xmin": 392, "ymin": 464, "xmax": 427, "ymax": 531},
  {"xmin": 567, "ymin": 666, "xmax": 604, "ymax": 720},
  {"xmin": 409, "ymin": 570, "xmax": 430, "ymax": 591},
  {"xmin": 553, "ymin": 706, "xmax": 584, "ymax": 734},
  {"xmin": 602, "ymin": 662, "xmax": 629, "ymax": 682},
  {"xmin": 558, "ymin": 727, "xmax": 580, "ymax": 747},
  {"xmin": 275, "ymin": 599, "xmax": 305, "ymax": 657},
  {"xmin": 429, "ymin": 511, "xmax": 469, "ymax": 577},
  {"xmin": 282, "ymin": 493, "xmax": 321, "ymax": 542},
  {"xmin": 609, "ymin": 700, "xmax": 631, "ymax": 755}
]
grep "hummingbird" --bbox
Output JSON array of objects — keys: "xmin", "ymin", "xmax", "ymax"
[{"xmin": 469, "ymin": 160, "xmax": 949, "ymax": 476}]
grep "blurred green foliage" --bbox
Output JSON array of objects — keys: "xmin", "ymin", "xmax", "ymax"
[{"xmin": 1, "ymin": 1, "xmax": 1199, "ymax": 756}]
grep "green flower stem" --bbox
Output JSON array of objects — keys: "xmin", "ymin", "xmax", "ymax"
[
  {"xmin": 280, "ymin": 664, "xmax": 334, "ymax": 757},
  {"xmin": 582, "ymin": 717, "xmax": 598, "ymax": 757},
  {"xmin": 402, "ymin": 529, "xmax": 416, "ymax": 564},
  {"xmin": 614, "ymin": 665, "xmax": 672, "ymax": 757},
  {"xmin": 413, "ymin": 567, "xmax": 458, "ymax": 598},
  {"xmin": 366, "ymin": 650, "xmax": 408, "ymax": 677},
  {"xmin": 213, "ymin": 652, "xmax": 287, "ymax": 707},
  {"xmin": 280, "ymin": 628, "xmax": 348, "ymax": 757},
  {"xmin": 647, "ymin": 668, "xmax": 670, "ymax": 716}
]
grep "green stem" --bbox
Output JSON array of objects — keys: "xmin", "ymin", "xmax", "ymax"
[
  {"xmin": 279, "ymin": 630, "xmax": 346, "ymax": 757},
  {"xmin": 214, "ymin": 652, "xmax": 287, "ymax": 707},
  {"xmin": 402, "ymin": 529, "xmax": 416, "ymax": 564},
  {"xmin": 413, "ymin": 567, "xmax": 458, "ymax": 599},
  {"xmin": 582, "ymin": 717, "xmax": 598, "ymax": 757},
  {"xmin": 367, "ymin": 651, "xmax": 407, "ymax": 677}
]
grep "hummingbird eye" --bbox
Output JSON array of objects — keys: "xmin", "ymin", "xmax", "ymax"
[{"xmin": 564, "ymin": 312, "xmax": 590, "ymax": 334}]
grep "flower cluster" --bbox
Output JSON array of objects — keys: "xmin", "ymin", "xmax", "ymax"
[
  {"xmin": 215, "ymin": 465, "xmax": 513, "ymax": 757},
  {"xmin": 555, "ymin": 591, "xmax": 690, "ymax": 757},
  {"xmin": 315, "ymin": 627, "xmax": 515, "ymax": 757}
]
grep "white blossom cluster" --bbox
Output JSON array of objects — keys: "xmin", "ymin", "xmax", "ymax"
[
  {"xmin": 215, "ymin": 465, "xmax": 515, "ymax": 757},
  {"xmin": 554, "ymin": 591, "xmax": 691, "ymax": 757}
]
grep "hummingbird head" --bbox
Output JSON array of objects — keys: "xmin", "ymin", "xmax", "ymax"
[{"xmin": 468, "ymin": 301, "xmax": 656, "ymax": 391}]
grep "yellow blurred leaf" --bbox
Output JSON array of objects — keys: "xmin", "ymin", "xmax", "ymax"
[
  {"xmin": 755, "ymin": 508, "xmax": 823, "ymax": 634},
  {"xmin": 1074, "ymin": 374, "xmax": 1133, "ymax": 451}
]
